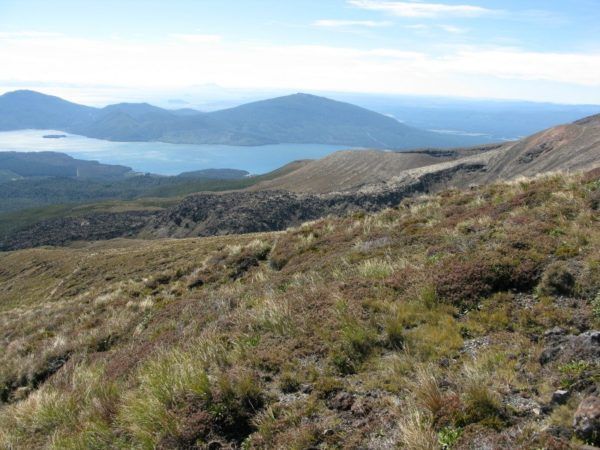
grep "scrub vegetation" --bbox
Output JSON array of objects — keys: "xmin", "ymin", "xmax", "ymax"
[{"xmin": 0, "ymin": 169, "xmax": 598, "ymax": 448}]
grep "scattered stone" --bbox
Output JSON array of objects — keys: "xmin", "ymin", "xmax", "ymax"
[
  {"xmin": 551, "ymin": 390, "xmax": 570, "ymax": 405},
  {"xmin": 546, "ymin": 425, "xmax": 573, "ymax": 441},
  {"xmin": 323, "ymin": 429, "xmax": 335, "ymax": 437},
  {"xmin": 544, "ymin": 327, "xmax": 567, "ymax": 338},
  {"xmin": 540, "ymin": 330, "xmax": 600, "ymax": 366},
  {"xmin": 505, "ymin": 394, "xmax": 542, "ymax": 417},
  {"xmin": 299, "ymin": 383, "xmax": 313, "ymax": 394},
  {"xmin": 461, "ymin": 336, "xmax": 491, "ymax": 357},
  {"xmin": 574, "ymin": 396, "xmax": 600, "ymax": 445}
]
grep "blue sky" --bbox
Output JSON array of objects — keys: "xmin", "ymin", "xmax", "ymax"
[{"xmin": 0, "ymin": 0, "xmax": 599, "ymax": 104}]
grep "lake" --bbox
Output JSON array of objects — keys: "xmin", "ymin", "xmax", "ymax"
[{"xmin": 0, "ymin": 130, "xmax": 356, "ymax": 175}]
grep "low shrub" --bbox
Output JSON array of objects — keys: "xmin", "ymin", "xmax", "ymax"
[
  {"xmin": 433, "ymin": 253, "xmax": 540, "ymax": 309},
  {"xmin": 438, "ymin": 426, "xmax": 463, "ymax": 449},
  {"xmin": 537, "ymin": 261, "xmax": 575, "ymax": 296}
]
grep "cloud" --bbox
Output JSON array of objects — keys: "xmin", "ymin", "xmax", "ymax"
[
  {"xmin": 0, "ymin": 31, "xmax": 63, "ymax": 39},
  {"xmin": 0, "ymin": 32, "xmax": 599, "ymax": 104},
  {"xmin": 439, "ymin": 25, "xmax": 468, "ymax": 34},
  {"xmin": 405, "ymin": 24, "xmax": 468, "ymax": 33},
  {"xmin": 169, "ymin": 34, "xmax": 222, "ymax": 43},
  {"xmin": 313, "ymin": 19, "xmax": 392, "ymax": 28},
  {"xmin": 348, "ymin": 0, "xmax": 500, "ymax": 18}
]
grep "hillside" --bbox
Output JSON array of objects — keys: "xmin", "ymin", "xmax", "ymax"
[
  {"xmin": 251, "ymin": 114, "xmax": 600, "ymax": 195},
  {"xmin": 0, "ymin": 90, "xmax": 486, "ymax": 148},
  {"xmin": 2, "ymin": 113, "xmax": 599, "ymax": 250},
  {"xmin": 0, "ymin": 169, "xmax": 598, "ymax": 449},
  {"xmin": 0, "ymin": 90, "xmax": 95, "ymax": 131},
  {"xmin": 208, "ymin": 93, "xmax": 475, "ymax": 148},
  {"xmin": 249, "ymin": 146, "xmax": 499, "ymax": 193},
  {"xmin": 0, "ymin": 153, "xmax": 304, "ymax": 216},
  {"xmin": 0, "ymin": 151, "xmax": 132, "ymax": 180}
]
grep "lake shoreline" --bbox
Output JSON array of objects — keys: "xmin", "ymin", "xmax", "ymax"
[{"xmin": 0, "ymin": 130, "xmax": 355, "ymax": 175}]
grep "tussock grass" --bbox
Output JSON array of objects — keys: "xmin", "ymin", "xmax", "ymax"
[{"xmin": 0, "ymin": 170, "xmax": 598, "ymax": 448}]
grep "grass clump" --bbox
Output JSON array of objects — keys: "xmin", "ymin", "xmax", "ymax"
[
  {"xmin": 119, "ymin": 342, "xmax": 263, "ymax": 448},
  {"xmin": 398, "ymin": 406, "xmax": 438, "ymax": 450},
  {"xmin": 537, "ymin": 261, "xmax": 575, "ymax": 296},
  {"xmin": 279, "ymin": 371, "xmax": 301, "ymax": 393},
  {"xmin": 0, "ymin": 170, "xmax": 598, "ymax": 448},
  {"xmin": 357, "ymin": 258, "xmax": 394, "ymax": 279},
  {"xmin": 330, "ymin": 302, "xmax": 377, "ymax": 374}
]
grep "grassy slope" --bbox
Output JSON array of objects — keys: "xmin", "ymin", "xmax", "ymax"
[{"xmin": 0, "ymin": 170, "xmax": 598, "ymax": 449}]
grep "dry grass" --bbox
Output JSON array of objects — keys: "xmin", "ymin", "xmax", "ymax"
[{"xmin": 0, "ymin": 170, "xmax": 598, "ymax": 448}]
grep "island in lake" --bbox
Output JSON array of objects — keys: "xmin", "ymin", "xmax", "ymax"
[{"xmin": 42, "ymin": 134, "xmax": 67, "ymax": 139}]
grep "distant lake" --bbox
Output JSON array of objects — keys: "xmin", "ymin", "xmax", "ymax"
[{"xmin": 0, "ymin": 130, "xmax": 356, "ymax": 175}]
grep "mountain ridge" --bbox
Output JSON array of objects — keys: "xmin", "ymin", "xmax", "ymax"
[
  {"xmin": 1, "ymin": 112, "xmax": 598, "ymax": 250},
  {"xmin": 0, "ymin": 90, "xmax": 487, "ymax": 148}
]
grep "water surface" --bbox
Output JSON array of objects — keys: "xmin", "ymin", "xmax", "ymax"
[{"xmin": 0, "ymin": 130, "xmax": 355, "ymax": 175}]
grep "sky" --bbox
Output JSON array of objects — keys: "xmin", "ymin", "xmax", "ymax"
[{"xmin": 0, "ymin": 0, "xmax": 599, "ymax": 105}]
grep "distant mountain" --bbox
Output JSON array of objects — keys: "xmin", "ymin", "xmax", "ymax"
[
  {"xmin": 208, "ymin": 93, "xmax": 473, "ymax": 148},
  {"xmin": 0, "ymin": 90, "xmax": 95, "ymax": 131},
  {"xmin": 334, "ymin": 93, "xmax": 600, "ymax": 141},
  {"xmin": 0, "ymin": 90, "xmax": 485, "ymax": 149}
]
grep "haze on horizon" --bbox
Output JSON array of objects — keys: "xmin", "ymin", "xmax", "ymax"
[{"xmin": 0, "ymin": 0, "xmax": 599, "ymax": 106}]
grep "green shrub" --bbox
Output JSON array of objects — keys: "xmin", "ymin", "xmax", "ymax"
[
  {"xmin": 433, "ymin": 253, "xmax": 539, "ymax": 309},
  {"xmin": 537, "ymin": 261, "xmax": 575, "ymax": 296},
  {"xmin": 438, "ymin": 426, "xmax": 463, "ymax": 449},
  {"xmin": 559, "ymin": 360, "xmax": 591, "ymax": 388}
]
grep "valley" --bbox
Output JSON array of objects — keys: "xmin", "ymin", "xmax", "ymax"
[{"xmin": 2, "ymin": 113, "xmax": 598, "ymax": 251}]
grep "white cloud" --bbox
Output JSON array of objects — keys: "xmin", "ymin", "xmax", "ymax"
[
  {"xmin": 313, "ymin": 19, "xmax": 392, "ymax": 28},
  {"xmin": 0, "ymin": 32, "xmax": 599, "ymax": 103},
  {"xmin": 348, "ymin": 0, "xmax": 500, "ymax": 18},
  {"xmin": 0, "ymin": 31, "xmax": 63, "ymax": 39},
  {"xmin": 169, "ymin": 34, "xmax": 222, "ymax": 43},
  {"xmin": 405, "ymin": 24, "xmax": 468, "ymax": 33},
  {"xmin": 439, "ymin": 25, "xmax": 468, "ymax": 34}
]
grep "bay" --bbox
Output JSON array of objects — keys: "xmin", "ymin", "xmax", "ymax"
[{"xmin": 0, "ymin": 130, "xmax": 355, "ymax": 175}]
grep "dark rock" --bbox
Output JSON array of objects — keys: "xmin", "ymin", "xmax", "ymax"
[
  {"xmin": 551, "ymin": 390, "xmax": 570, "ymax": 405},
  {"xmin": 544, "ymin": 327, "xmax": 567, "ymax": 338},
  {"xmin": 574, "ymin": 396, "xmax": 600, "ymax": 445},
  {"xmin": 546, "ymin": 425, "xmax": 574, "ymax": 440},
  {"xmin": 439, "ymin": 357, "xmax": 450, "ymax": 368},
  {"xmin": 540, "ymin": 330, "xmax": 600, "ymax": 366},
  {"xmin": 0, "ymin": 211, "xmax": 154, "ymax": 251}
]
